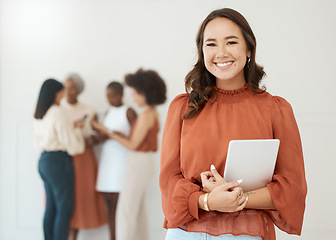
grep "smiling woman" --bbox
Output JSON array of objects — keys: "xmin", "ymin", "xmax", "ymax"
[
  {"xmin": 159, "ymin": 8, "xmax": 307, "ymax": 240},
  {"xmin": 183, "ymin": 9, "xmax": 266, "ymax": 120},
  {"xmin": 1, "ymin": 1, "xmax": 336, "ymax": 240},
  {"xmin": 202, "ymin": 17, "xmax": 251, "ymax": 89}
]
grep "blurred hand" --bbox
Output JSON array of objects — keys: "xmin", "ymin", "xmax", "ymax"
[
  {"xmin": 91, "ymin": 120, "xmax": 104, "ymax": 131},
  {"xmin": 91, "ymin": 120, "xmax": 114, "ymax": 139},
  {"xmin": 85, "ymin": 137, "xmax": 95, "ymax": 147},
  {"xmin": 74, "ymin": 120, "xmax": 85, "ymax": 129},
  {"xmin": 91, "ymin": 132, "xmax": 109, "ymax": 143}
]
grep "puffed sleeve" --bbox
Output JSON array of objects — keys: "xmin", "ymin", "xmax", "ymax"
[
  {"xmin": 267, "ymin": 96, "xmax": 307, "ymax": 235},
  {"xmin": 55, "ymin": 113, "xmax": 85, "ymax": 156},
  {"xmin": 159, "ymin": 94, "xmax": 204, "ymax": 228}
]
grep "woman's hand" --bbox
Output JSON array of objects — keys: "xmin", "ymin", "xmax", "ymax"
[
  {"xmin": 90, "ymin": 131, "xmax": 109, "ymax": 143},
  {"xmin": 91, "ymin": 120, "xmax": 114, "ymax": 138},
  {"xmin": 208, "ymin": 180, "xmax": 248, "ymax": 213},
  {"xmin": 91, "ymin": 119, "xmax": 103, "ymax": 131},
  {"xmin": 200, "ymin": 164, "xmax": 247, "ymax": 212},
  {"xmin": 201, "ymin": 164, "xmax": 226, "ymax": 192},
  {"xmin": 92, "ymin": 120, "xmax": 108, "ymax": 134},
  {"xmin": 74, "ymin": 120, "xmax": 85, "ymax": 129}
]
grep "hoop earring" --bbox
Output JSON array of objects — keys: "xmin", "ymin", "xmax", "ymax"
[{"xmin": 247, "ymin": 57, "xmax": 251, "ymax": 69}]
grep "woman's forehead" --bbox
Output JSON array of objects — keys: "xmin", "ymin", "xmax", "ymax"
[{"xmin": 204, "ymin": 18, "xmax": 243, "ymax": 40}]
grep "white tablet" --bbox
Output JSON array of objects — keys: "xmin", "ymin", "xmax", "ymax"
[{"xmin": 223, "ymin": 139, "xmax": 280, "ymax": 192}]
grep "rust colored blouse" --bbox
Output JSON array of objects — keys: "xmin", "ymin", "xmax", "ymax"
[
  {"xmin": 159, "ymin": 84, "xmax": 307, "ymax": 240},
  {"xmin": 131, "ymin": 117, "xmax": 159, "ymax": 152}
]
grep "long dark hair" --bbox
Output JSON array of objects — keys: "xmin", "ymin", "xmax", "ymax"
[
  {"xmin": 183, "ymin": 8, "xmax": 266, "ymax": 119},
  {"xmin": 34, "ymin": 79, "xmax": 64, "ymax": 119}
]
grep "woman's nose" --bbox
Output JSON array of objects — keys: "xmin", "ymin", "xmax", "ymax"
[{"xmin": 216, "ymin": 44, "xmax": 229, "ymax": 58}]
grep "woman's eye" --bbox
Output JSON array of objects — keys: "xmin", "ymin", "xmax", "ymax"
[
  {"xmin": 206, "ymin": 43, "xmax": 216, "ymax": 47},
  {"xmin": 227, "ymin": 41, "xmax": 238, "ymax": 45}
]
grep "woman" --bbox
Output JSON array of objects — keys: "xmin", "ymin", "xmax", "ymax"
[
  {"xmin": 93, "ymin": 68, "xmax": 166, "ymax": 240},
  {"xmin": 95, "ymin": 81, "xmax": 137, "ymax": 240},
  {"xmin": 33, "ymin": 79, "xmax": 85, "ymax": 240},
  {"xmin": 60, "ymin": 73, "xmax": 106, "ymax": 240},
  {"xmin": 159, "ymin": 8, "xmax": 307, "ymax": 240}
]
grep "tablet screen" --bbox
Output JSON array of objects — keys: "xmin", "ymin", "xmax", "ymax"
[{"xmin": 223, "ymin": 139, "xmax": 280, "ymax": 192}]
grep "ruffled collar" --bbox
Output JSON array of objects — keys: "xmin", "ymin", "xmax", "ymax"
[{"xmin": 212, "ymin": 83, "xmax": 251, "ymax": 103}]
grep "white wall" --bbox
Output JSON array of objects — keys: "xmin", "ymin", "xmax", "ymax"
[{"xmin": 1, "ymin": 0, "xmax": 336, "ymax": 239}]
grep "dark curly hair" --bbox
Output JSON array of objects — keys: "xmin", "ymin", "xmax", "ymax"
[
  {"xmin": 125, "ymin": 68, "xmax": 166, "ymax": 106},
  {"xmin": 183, "ymin": 8, "xmax": 266, "ymax": 119},
  {"xmin": 34, "ymin": 79, "xmax": 64, "ymax": 119}
]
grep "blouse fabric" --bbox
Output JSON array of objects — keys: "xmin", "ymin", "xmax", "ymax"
[
  {"xmin": 131, "ymin": 117, "xmax": 159, "ymax": 152},
  {"xmin": 96, "ymin": 105, "xmax": 131, "ymax": 192},
  {"xmin": 60, "ymin": 98, "xmax": 96, "ymax": 138},
  {"xmin": 159, "ymin": 84, "xmax": 307, "ymax": 240},
  {"xmin": 166, "ymin": 228, "xmax": 262, "ymax": 240},
  {"xmin": 34, "ymin": 105, "xmax": 85, "ymax": 156}
]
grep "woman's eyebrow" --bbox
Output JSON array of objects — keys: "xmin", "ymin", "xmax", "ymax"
[
  {"xmin": 225, "ymin": 35, "xmax": 239, "ymax": 40},
  {"xmin": 204, "ymin": 38, "xmax": 216, "ymax": 42},
  {"xmin": 205, "ymin": 35, "xmax": 239, "ymax": 42}
]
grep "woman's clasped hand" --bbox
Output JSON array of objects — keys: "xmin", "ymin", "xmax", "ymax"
[{"xmin": 200, "ymin": 165, "xmax": 248, "ymax": 213}]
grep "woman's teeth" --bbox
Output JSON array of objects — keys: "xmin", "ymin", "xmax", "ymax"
[{"xmin": 216, "ymin": 62, "xmax": 233, "ymax": 67}]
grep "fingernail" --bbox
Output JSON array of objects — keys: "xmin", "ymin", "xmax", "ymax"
[
  {"xmin": 246, "ymin": 197, "xmax": 249, "ymax": 201},
  {"xmin": 237, "ymin": 179, "xmax": 243, "ymax": 184},
  {"xmin": 211, "ymin": 164, "xmax": 215, "ymax": 170}
]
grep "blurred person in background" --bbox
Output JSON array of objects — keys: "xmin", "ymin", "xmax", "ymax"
[
  {"xmin": 93, "ymin": 68, "xmax": 166, "ymax": 240},
  {"xmin": 60, "ymin": 73, "xmax": 106, "ymax": 240},
  {"xmin": 34, "ymin": 79, "xmax": 85, "ymax": 240},
  {"xmin": 94, "ymin": 81, "xmax": 137, "ymax": 240}
]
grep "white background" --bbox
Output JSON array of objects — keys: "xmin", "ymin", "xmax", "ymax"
[{"xmin": 1, "ymin": 0, "xmax": 335, "ymax": 239}]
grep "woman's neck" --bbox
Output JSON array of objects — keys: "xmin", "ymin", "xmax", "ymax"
[
  {"xmin": 216, "ymin": 77, "xmax": 246, "ymax": 90},
  {"xmin": 67, "ymin": 98, "xmax": 78, "ymax": 105},
  {"xmin": 113, "ymin": 101, "xmax": 123, "ymax": 107},
  {"xmin": 143, "ymin": 105, "xmax": 155, "ymax": 112}
]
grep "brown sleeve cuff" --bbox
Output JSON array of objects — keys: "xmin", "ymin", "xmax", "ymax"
[{"xmin": 189, "ymin": 191, "xmax": 204, "ymax": 220}]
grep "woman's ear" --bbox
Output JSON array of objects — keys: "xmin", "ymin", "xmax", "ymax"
[{"xmin": 247, "ymin": 50, "xmax": 251, "ymax": 59}]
